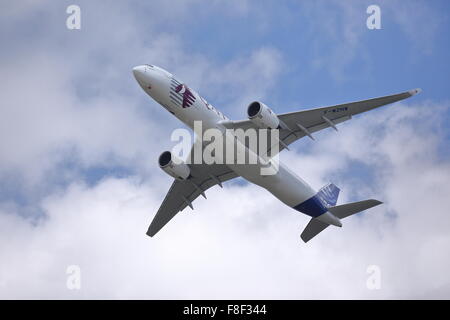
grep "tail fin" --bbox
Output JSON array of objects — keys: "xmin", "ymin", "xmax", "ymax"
[
  {"xmin": 300, "ymin": 199, "xmax": 382, "ymax": 243},
  {"xmin": 317, "ymin": 183, "xmax": 340, "ymax": 207}
]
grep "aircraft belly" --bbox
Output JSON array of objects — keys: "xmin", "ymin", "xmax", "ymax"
[{"xmin": 228, "ymin": 162, "xmax": 316, "ymax": 208}]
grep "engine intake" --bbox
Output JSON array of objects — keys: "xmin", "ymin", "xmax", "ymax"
[
  {"xmin": 247, "ymin": 101, "xmax": 279, "ymax": 129},
  {"xmin": 158, "ymin": 151, "xmax": 191, "ymax": 180}
]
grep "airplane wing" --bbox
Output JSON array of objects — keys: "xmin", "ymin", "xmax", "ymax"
[
  {"xmin": 148, "ymin": 89, "xmax": 420, "ymax": 237},
  {"xmin": 147, "ymin": 158, "xmax": 237, "ymax": 237},
  {"xmin": 223, "ymin": 89, "xmax": 421, "ymax": 156}
]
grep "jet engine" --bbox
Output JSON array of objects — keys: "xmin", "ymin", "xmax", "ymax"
[
  {"xmin": 158, "ymin": 151, "xmax": 191, "ymax": 180},
  {"xmin": 247, "ymin": 101, "xmax": 280, "ymax": 129}
]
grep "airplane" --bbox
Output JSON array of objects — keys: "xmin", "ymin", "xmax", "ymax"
[{"xmin": 132, "ymin": 64, "xmax": 421, "ymax": 242}]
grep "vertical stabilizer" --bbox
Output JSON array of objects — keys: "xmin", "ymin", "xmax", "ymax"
[{"xmin": 317, "ymin": 183, "xmax": 340, "ymax": 207}]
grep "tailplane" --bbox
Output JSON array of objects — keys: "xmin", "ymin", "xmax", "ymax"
[
  {"xmin": 300, "ymin": 199, "xmax": 382, "ymax": 243},
  {"xmin": 328, "ymin": 199, "xmax": 382, "ymax": 219}
]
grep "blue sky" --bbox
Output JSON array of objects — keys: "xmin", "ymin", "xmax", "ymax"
[
  {"xmin": 173, "ymin": 0, "xmax": 450, "ymax": 102},
  {"xmin": 1, "ymin": 0, "xmax": 450, "ymax": 299}
]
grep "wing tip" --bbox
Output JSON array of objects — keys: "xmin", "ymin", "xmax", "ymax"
[
  {"xmin": 146, "ymin": 228, "xmax": 156, "ymax": 237},
  {"xmin": 300, "ymin": 232, "xmax": 313, "ymax": 243},
  {"xmin": 408, "ymin": 88, "xmax": 422, "ymax": 96},
  {"xmin": 368, "ymin": 199, "xmax": 383, "ymax": 206}
]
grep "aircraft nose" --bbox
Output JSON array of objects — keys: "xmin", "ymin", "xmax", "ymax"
[{"xmin": 132, "ymin": 65, "xmax": 146, "ymax": 80}]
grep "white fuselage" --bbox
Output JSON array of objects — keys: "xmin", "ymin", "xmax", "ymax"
[{"xmin": 133, "ymin": 64, "xmax": 341, "ymax": 226}]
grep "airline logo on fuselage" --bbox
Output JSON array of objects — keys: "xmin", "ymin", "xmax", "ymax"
[{"xmin": 169, "ymin": 77, "xmax": 196, "ymax": 108}]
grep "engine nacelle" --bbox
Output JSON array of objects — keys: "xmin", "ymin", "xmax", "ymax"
[
  {"xmin": 158, "ymin": 151, "xmax": 191, "ymax": 180},
  {"xmin": 247, "ymin": 101, "xmax": 280, "ymax": 129}
]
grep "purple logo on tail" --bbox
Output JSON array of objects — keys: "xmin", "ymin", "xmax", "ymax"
[{"xmin": 175, "ymin": 84, "xmax": 196, "ymax": 108}]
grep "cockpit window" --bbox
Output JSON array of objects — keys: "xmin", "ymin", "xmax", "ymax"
[{"xmin": 144, "ymin": 64, "xmax": 154, "ymax": 68}]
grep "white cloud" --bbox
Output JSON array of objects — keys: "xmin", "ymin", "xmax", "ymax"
[
  {"xmin": 380, "ymin": 0, "xmax": 443, "ymax": 55},
  {"xmin": 299, "ymin": 0, "xmax": 443, "ymax": 81},
  {"xmin": 0, "ymin": 1, "xmax": 283, "ymax": 191},
  {"xmin": 1, "ymin": 101, "xmax": 450, "ymax": 299},
  {"xmin": 299, "ymin": 0, "xmax": 371, "ymax": 82},
  {"xmin": 0, "ymin": 52, "xmax": 162, "ymax": 188}
]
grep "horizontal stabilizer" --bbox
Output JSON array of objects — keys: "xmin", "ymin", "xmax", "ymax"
[
  {"xmin": 328, "ymin": 199, "xmax": 382, "ymax": 219},
  {"xmin": 300, "ymin": 219, "xmax": 330, "ymax": 243},
  {"xmin": 300, "ymin": 199, "xmax": 382, "ymax": 243}
]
